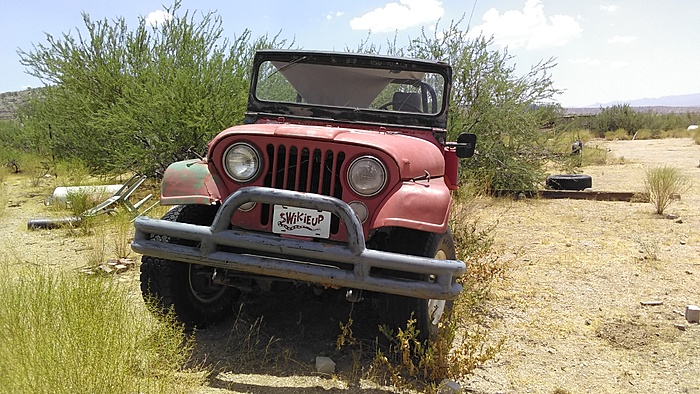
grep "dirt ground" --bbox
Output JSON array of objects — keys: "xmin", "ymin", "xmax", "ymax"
[
  {"xmin": 465, "ymin": 138, "xmax": 700, "ymax": 394},
  {"xmin": 1, "ymin": 138, "xmax": 699, "ymax": 393}
]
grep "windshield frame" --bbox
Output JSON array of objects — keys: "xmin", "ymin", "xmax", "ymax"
[{"xmin": 246, "ymin": 50, "xmax": 452, "ymax": 130}]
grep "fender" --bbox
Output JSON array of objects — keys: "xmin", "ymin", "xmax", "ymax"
[
  {"xmin": 160, "ymin": 159, "xmax": 230, "ymax": 206},
  {"xmin": 371, "ymin": 177, "xmax": 451, "ymax": 234}
]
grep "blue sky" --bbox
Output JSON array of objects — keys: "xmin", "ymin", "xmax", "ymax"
[{"xmin": 1, "ymin": 0, "xmax": 699, "ymax": 107}]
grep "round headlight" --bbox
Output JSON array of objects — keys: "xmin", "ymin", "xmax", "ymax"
[
  {"xmin": 347, "ymin": 156, "xmax": 387, "ymax": 197},
  {"xmin": 224, "ymin": 143, "xmax": 261, "ymax": 183}
]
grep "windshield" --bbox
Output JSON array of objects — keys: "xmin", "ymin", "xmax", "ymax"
[{"xmin": 254, "ymin": 59, "xmax": 446, "ymax": 115}]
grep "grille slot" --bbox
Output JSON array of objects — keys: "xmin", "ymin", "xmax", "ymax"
[{"xmin": 261, "ymin": 144, "xmax": 345, "ymax": 234}]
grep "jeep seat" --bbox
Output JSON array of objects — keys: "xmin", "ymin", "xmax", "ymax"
[{"xmin": 392, "ymin": 92, "xmax": 422, "ymax": 112}]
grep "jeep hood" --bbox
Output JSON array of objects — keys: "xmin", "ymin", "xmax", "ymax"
[{"xmin": 210, "ymin": 123, "xmax": 445, "ymax": 179}]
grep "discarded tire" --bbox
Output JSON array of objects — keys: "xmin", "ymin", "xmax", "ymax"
[{"xmin": 546, "ymin": 174, "xmax": 592, "ymax": 191}]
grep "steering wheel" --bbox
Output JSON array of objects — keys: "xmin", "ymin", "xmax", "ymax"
[{"xmin": 378, "ymin": 101, "xmax": 422, "ymax": 112}]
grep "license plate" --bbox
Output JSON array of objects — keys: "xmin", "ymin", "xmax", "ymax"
[{"xmin": 272, "ymin": 205, "xmax": 331, "ymax": 239}]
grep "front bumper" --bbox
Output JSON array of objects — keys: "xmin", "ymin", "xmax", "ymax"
[{"xmin": 132, "ymin": 187, "xmax": 465, "ymax": 300}]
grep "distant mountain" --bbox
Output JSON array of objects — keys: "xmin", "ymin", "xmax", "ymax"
[
  {"xmin": 0, "ymin": 89, "xmax": 36, "ymax": 120},
  {"xmin": 592, "ymin": 92, "xmax": 700, "ymax": 108},
  {"xmin": 565, "ymin": 93, "xmax": 700, "ymax": 116}
]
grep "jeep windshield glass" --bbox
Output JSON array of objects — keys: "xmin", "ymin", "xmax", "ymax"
[{"xmin": 254, "ymin": 60, "xmax": 445, "ymax": 115}]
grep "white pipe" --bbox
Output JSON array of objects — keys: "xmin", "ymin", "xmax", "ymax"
[{"xmin": 51, "ymin": 185, "xmax": 123, "ymax": 206}]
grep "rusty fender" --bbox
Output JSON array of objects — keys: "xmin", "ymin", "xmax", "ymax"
[{"xmin": 159, "ymin": 159, "xmax": 229, "ymax": 206}]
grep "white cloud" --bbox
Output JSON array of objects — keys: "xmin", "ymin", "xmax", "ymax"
[
  {"xmin": 599, "ymin": 5, "xmax": 618, "ymax": 12},
  {"xmin": 571, "ymin": 58, "xmax": 601, "ymax": 66},
  {"xmin": 610, "ymin": 60, "xmax": 628, "ymax": 69},
  {"xmin": 145, "ymin": 9, "xmax": 173, "ymax": 27},
  {"xmin": 350, "ymin": 0, "xmax": 444, "ymax": 33},
  {"xmin": 468, "ymin": 0, "xmax": 582, "ymax": 50},
  {"xmin": 327, "ymin": 11, "xmax": 344, "ymax": 20},
  {"xmin": 607, "ymin": 35, "xmax": 637, "ymax": 44}
]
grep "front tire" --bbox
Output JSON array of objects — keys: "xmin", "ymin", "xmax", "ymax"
[
  {"xmin": 382, "ymin": 228, "xmax": 456, "ymax": 341},
  {"xmin": 140, "ymin": 205, "xmax": 240, "ymax": 329}
]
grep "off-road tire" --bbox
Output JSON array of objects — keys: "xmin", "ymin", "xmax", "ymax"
[
  {"xmin": 140, "ymin": 205, "xmax": 240, "ymax": 329},
  {"xmin": 381, "ymin": 227, "xmax": 456, "ymax": 342}
]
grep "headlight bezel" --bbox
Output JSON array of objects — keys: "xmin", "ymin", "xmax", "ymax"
[
  {"xmin": 346, "ymin": 155, "xmax": 388, "ymax": 197},
  {"xmin": 223, "ymin": 142, "xmax": 262, "ymax": 183}
]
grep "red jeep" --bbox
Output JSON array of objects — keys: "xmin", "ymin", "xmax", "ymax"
[{"xmin": 132, "ymin": 50, "xmax": 476, "ymax": 339}]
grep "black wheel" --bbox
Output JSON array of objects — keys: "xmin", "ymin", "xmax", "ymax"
[
  {"xmin": 546, "ymin": 174, "xmax": 592, "ymax": 191},
  {"xmin": 381, "ymin": 228, "xmax": 456, "ymax": 342},
  {"xmin": 140, "ymin": 205, "xmax": 240, "ymax": 329}
]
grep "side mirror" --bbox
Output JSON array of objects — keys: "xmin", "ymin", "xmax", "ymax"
[{"xmin": 455, "ymin": 132, "xmax": 477, "ymax": 158}]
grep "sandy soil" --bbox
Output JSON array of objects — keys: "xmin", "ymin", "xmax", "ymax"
[
  {"xmin": 464, "ymin": 138, "xmax": 700, "ymax": 394},
  {"xmin": 2, "ymin": 138, "xmax": 698, "ymax": 393}
]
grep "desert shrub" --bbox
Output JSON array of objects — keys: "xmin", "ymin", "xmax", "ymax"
[
  {"xmin": 0, "ymin": 120, "xmax": 26, "ymax": 154},
  {"xmin": 18, "ymin": 1, "xmax": 289, "ymax": 177},
  {"xmin": 546, "ymin": 130, "xmax": 596, "ymax": 172},
  {"xmin": 644, "ymin": 165, "xmax": 691, "ymax": 215},
  {"xmin": 581, "ymin": 144, "xmax": 612, "ymax": 166},
  {"xmin": 633, "ymin": 129, "xmax": 655, "ymax": 140},
  {"xmin": 604, "ymin": 128, "xmax": 630, "ymax": 141},
  {"xmin": 661, "ymin": 127, "xmax": 692, "ymax": 139},
  {"xmin": 53, "ymin": 158, "xmax": 91, "ymax": 186},
  {"xmin": 589, "ymin": 107, "xmax": 700, "ymax": 138},
  {"xmin": 592, "ymin": 104, "xmax": 640, "ymax": 136}
]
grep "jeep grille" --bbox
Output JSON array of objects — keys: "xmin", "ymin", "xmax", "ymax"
[{"xmin": 260, "ymin": 144, "xmax": 345, "ymax": 234}]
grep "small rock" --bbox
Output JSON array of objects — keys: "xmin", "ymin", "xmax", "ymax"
[
  {"xmin": 676, "ymin": 219, "xmax": 684, "ymax": 224},
  {"xmin": 685, "ymin": 305, "xmax": 700, "ymax": 323},
  {"xmin": 114, "ymin": 264, "xmax": 128, "ymax": 273},
  {"xmin": 315, "ymin": 356, "xmax": 335, "ymax": 374},
  {"xmin": 665, "ymin": 213, "xmax": 678, "ymax": 220},
  {"xmin": 674, "ymin": 324, "xmax": 686, "ymax": 331},
  {"xmin": 687, "ymin": 270, "xmax": 693, "ymax": 275},
  {"xmin": 438, "ymin": 379, "xmax": 462, "ymax": 394},
  {"xmin": 565, "ymin": 242, "xmax": 572, "ymax": 247},
  {"xmin": 640, "ymin": 300, "xmax": 663, "ymax": 306},
  {"xmin": 584, "ymin": 319, "xmax": 591, "ymax": 326},
  {"xmin": 680, "ymin": 240, "xmax": 687, "ymax": 245}
]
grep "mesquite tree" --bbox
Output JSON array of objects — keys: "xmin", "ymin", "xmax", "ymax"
[
  {"xmin": 19, "ymin": 1, "xmax": 286, "ymax": 176},
  {"xmin": 405, "ymin": 20, "xmax": 561, "ymax": 192}
]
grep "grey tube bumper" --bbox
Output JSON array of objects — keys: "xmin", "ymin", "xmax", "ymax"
[{"xmin": 132, "ymin": 187, "xmax": 465, "ymax": 300}]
